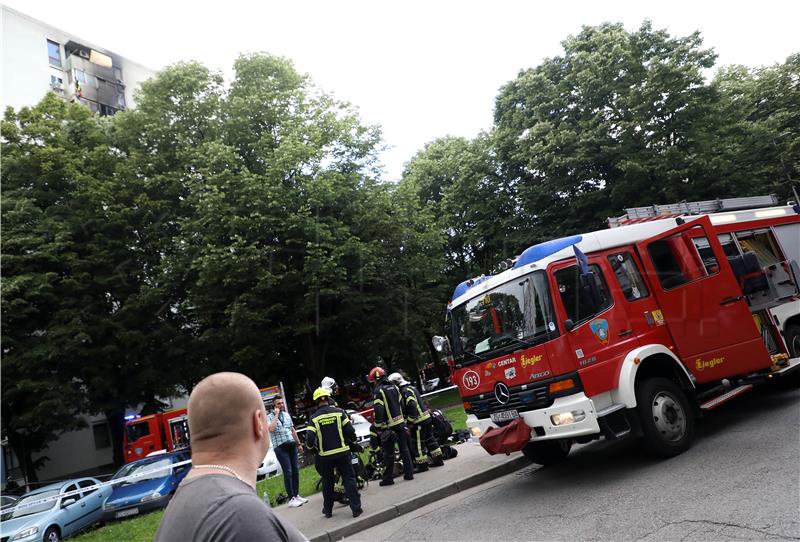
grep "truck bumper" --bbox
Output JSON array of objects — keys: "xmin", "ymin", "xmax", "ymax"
[{"xmin": 467, "ymin": 392, "xmax": 601, "ymax": 442}]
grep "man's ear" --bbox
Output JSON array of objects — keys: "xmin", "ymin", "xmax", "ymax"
[{"xmin": 254, "ymin": 408, "xmax": 266, "ymax": 439}]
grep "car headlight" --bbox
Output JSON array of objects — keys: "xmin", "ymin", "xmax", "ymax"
[
  {"xmin": 140, "ymin": 491, "xmax": 163, "ymax": 503},
  {"xmin": 103, "ymin": 501, "xmax": 116, "ymax": 510},
  {"xmin": 12, "ymin": 526, "xmax": 39, "ymax": 540}
]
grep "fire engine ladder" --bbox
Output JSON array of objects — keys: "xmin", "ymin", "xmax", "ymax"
[{"xmin": 608, "ymin": 195, "xmax": 780, "ymax": 227}]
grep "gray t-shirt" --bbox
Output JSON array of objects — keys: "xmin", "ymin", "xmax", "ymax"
[{"xmin": 155, "ymin": 474, "xmax": 307, "ymax": 542}]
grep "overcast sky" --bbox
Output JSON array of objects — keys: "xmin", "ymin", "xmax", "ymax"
[{"xmin": 6, "ymin": 0, "xmax": 799, "ymax": 180}]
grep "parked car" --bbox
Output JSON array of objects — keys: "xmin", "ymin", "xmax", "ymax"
[
  {"xmin": 0, "ymin": 477, "xmax": 111, "ymax": 542},
  {"xmin": 102, "ymin": 451, "xmax": 190, "ymax": 522},
  {"xmin": 345, "ymin": 409, "xmax": 372, "ymax": 448},
  {"xmin": 257, "ymin": 447, "xmax": 282, "ymax": 480}
]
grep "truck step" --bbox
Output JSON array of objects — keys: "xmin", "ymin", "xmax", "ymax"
[
  {"xmin": 771, "ymin": 356, "xmax": 800, "ymax": 376},
  {"xmin": 700, "ymin": 384, "xmax": 753, "ymax": 411}
]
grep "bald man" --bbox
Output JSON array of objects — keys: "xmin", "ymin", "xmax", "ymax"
[{"xmin": 155, "ymin": 372, "xmax": 307, "ymax": 542}]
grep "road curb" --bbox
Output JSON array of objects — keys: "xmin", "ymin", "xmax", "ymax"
[{"xmin": 309, "ymin": 454, "xmax": 529, "ymax": 542}]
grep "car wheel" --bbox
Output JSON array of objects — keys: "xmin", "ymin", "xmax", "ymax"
[
  {"xmin": 44, "ymin": 526, "xmax": 61, "ymax": 542},
  {"xmin": 521, "ymin": 439, "xmax": 571, "ymax": 465},
  {"xmin": 636, "ymin": 377, "xmax": 695, "ymax": 457}
]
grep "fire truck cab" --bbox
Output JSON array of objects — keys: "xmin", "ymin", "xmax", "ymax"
[
  {"xmin": 439, "ymin": 196, "xmax": 800, "ymax": 464},
  {"xmin": 123, "ymin": 409, "xmax": 190, "ymax": 463}
]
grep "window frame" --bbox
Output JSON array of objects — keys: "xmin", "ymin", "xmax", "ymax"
[
  {"xmin": 47, "ymin": 39, "xmax": 61, "ymax": 67},
  {"xmin": 607, "ymin": 251, "xmax": 650, "ymax": 302},
  {"xmin": 647, "ymin": 225, "xmax": 719, "ymax": 291},
  {"xmin": 553, "ymin": 262, "xmax": 613, "ymax": 325}
]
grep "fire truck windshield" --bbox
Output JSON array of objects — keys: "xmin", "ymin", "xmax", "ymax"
[{"xmin": 450, "ymin": 270, "xmax": 556, "ymax": 363}]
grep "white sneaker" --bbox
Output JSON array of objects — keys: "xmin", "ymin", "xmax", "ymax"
[
  {"xmin": 288, "ymin": 496, "xmax": 302, "ymax": 508},
  {"xmin": 296, "ymin": 495, "xmax": 309, "ymax": 504}
]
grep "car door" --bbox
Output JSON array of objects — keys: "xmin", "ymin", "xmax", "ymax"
[
  {"xmin": 77, "ymin": 479, "xmax": 104, "ymax": 526},
  {"xmin": 59, "ymin": 483, "xmax": 81, "ymax": 537},
  {"xmin": 635, "ymin": 216, "xmax": 771, "ymax": 383}
]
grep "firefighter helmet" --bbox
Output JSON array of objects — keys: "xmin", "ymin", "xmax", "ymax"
[
  {"xmin": 368, "ymin": 366, "xmax": 386, "ymax": 383},
  {"xmin": 313, "ymin": 387, "xmax": 332, "ymax": 402},
  {"xmin": 387, "ymin": 372, "xmax": 408, "ymax": 386},
  {"xmin": 321, "ymin": 376, "xmax": 338, "ymax": 394}
]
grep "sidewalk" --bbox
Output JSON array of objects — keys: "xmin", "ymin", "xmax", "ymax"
[{"xmin": 273, "ymin": 442, "xmax": 528, "ymax": 542}]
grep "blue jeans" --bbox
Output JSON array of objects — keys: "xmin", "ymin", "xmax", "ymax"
[{"xmin": 274, "ymin": 442, "xmax": 300, "ymax": 497}]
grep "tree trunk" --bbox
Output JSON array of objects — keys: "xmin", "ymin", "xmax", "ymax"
[
  {"xmin": 105, "ymin": 409, "xmax": 126, "ymax": 468},
  {"xmin": 6, "ymin": 431, "xmax": 39, "ymax": 485}
]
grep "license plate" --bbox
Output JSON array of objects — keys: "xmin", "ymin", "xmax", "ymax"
[
  {"xmin": 490, "ymin": 409, "xmax": 519, "ymax": 423},
  {"xmin": 351, "ymin": 456, "xmax": 359, "ymax": 465},
  {"xmin": 116, "ymin": 508, "xmax": 139, "ymax": 519}
]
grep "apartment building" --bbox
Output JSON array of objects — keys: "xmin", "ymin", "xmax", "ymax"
[{"xmin": 1, "ymin": 4, "xmax": 155, "ymax": 115}]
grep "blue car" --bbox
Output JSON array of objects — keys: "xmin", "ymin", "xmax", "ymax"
[
  {"xmin": 102, "ymin": 451, "xmax": 190, "ymax": 522},
  {"xmin": 0, "ymin": 477, "xmax": 111, "ymax": 542}
]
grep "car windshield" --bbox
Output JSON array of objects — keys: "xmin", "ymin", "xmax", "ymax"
[
  {"xmin": 113, "ymin": 458, "xmax": 172, "ymax": 483},
  {"xmin": 7, "ymin": 489, "xmax": 59, "ymax": 519},
  {"xmin": 450, "ymin": 271, "xmax": 557, "ymax": 363}
]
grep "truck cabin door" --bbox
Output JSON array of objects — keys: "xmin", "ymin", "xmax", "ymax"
[{"xmin": 635, "ymin": 216, "xmax": 771, "ymax": 383}]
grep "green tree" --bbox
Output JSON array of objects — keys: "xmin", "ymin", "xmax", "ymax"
[
  {"xmin": 402, "ymin": 134, "xmax": 520, "ymax": 277},
  {"xmin": 493, "ymin": 21, "xmax": 744, "ymax": 236},
  {"xmin": 712, "ymin": 54, "xmax": 800, "ymax": 198}
]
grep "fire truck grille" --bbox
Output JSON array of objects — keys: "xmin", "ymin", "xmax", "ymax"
[{"xmin": 467, "ymin": 382, "xmax": 551, "ymax": 418}]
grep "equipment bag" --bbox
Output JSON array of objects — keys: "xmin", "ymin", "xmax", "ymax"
[{"xmin": 479, "ymin": 418, "xmax": 531, "ymax": 455}]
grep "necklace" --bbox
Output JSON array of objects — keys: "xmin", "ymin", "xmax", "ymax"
[{"xmin": 193, "ymin": 464, "xmax": 244, "ymax": 483}]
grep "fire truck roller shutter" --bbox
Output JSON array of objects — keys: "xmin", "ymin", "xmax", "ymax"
[{"xmin": 612, "ymin": 345, "xmax": 695, "ymax": 408}]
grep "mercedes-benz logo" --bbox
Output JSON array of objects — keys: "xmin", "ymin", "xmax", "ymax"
[{"xmin": 494, "ymin": 382, "xmax": 511, "ymax": 405}]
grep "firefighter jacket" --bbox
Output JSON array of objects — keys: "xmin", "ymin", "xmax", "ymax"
[
  {"xmin": 398, "ymin": 383, "xmax": 431, "ymax": 424},
  {"xmin": 306, "ymin": 405, "xmax": 356, "ymax": 457},
  {"xmin": 372, "ymin": 380, "xmax": 406, "ymax": 429}
]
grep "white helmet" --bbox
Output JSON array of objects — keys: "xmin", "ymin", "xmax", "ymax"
[
  {"xmin": 321, "ymin": 376, "xmax": 338, "ymax": 394},
  {"xmin": 387, "ymin": 372, "xmax": 408, "ymax": 386}
]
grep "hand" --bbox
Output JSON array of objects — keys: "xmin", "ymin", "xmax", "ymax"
[{"xmin": 273, "ymin": 406, "xmax": 282, "ymax": 416}]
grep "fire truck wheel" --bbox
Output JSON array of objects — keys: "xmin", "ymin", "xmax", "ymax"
[
  {"xmin": 522, "ymin": 439, "xmax": 571, "ymax": 465},
  {"xmin": 636, "ymin": 377, "xmax": 694, "ymax": 457},
  {"xmin": 787, "ymin": 324, "xmax": 800, "ymax": 358}
]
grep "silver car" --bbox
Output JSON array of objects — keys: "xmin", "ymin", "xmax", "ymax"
[{"xmin": 0, "ymin": 478, "xmax": 112, "ymax": 542}]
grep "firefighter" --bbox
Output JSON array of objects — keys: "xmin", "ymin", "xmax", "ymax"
[
  {"xmin": 388, "ymin": 372, "xmax": 444, "ymax": 471},
  {"xmin": 306, "ymin": 387, "xmax": 363, "ymax": 518},
  {"xmin": 369, "ymin": 366, "xmax": 414, "ymax": 485}
]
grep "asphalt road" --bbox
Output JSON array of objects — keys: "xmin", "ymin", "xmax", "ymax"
[{"xmin": 351, "ymin": 383, "xmax": 800, "ymax": 541}]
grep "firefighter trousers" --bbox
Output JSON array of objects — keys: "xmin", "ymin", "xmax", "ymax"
[
  {"xmin": 316, "ymin": 453, "xmax": 361, "ymax": 514},
  {"xmin": 381, "ymin": 425, "xmax": 414, "ymax": 481},
  {"xmin": 411, "ymin": 418, "xmax": 443, "ymax": 465}
]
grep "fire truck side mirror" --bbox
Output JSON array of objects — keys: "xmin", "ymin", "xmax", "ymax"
[{"xmin": 564, "ymin": 319, "xmax": 575, "ymax": 332}]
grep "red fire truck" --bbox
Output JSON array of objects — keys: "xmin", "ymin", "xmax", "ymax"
[
  {"xmin": 123, "ymin": 408, "xmax": 190, "ymax": 463},
  {"xmin": 435, "ymin": 195, "xmax": 800, "ymax": 464}
]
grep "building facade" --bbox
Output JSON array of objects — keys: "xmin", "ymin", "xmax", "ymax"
[{"xmin": 1, "ymin": 4, "xmax": 155, "ymax": 115}]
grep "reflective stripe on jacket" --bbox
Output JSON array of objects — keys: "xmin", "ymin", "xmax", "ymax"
[
  {"xmin": 308, "ymin": 405, "xmax": 356, "ymax": 457},
  {"xmin": 399, "ymin": 383, "xmax": 430, "ymax": 424},
  {"xmin": 372, "ymin": 381, "xmax": 405, "ymax": 429}
]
